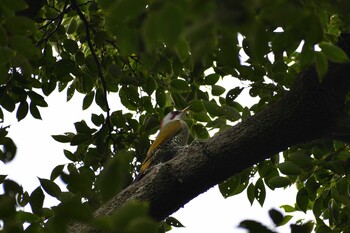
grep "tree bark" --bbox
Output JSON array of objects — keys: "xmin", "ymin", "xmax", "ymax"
[{"xmin": 68, "ymin": 34, "xmax": 350, "ymax": 233}]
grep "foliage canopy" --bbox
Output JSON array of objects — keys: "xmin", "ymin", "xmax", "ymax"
[{"xmin": 1, "ymin": 0, "xmax": 350, "ymax": 232}]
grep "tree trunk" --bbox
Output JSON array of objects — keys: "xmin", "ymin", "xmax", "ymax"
[{"xmin": 68, "ymin": 34, "xmax": 350, "ymax": 233}]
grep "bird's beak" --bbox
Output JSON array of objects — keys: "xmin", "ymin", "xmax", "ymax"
[{"xmin": 181, "ymin": 106, "xmax": 190, "ymax": 112}]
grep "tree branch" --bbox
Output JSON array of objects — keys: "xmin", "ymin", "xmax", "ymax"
[{"xmin": 68, "ymin": 34, "xmax": 350, "ymax": 233}]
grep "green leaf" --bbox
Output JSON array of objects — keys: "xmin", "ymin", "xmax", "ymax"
[
  {"xmin": 67, "ymin": 18, "xmax": 78, "ymax": 34},
  {"xmin": 219, "ymin": 175, "xmax": 240, "ymax": 198},
  {"xmin": 142, "ymin": 13, "xmax": 158, "ymax": 51},
  {"xmin": 0, "ymin": 91, "xmax": 16, "ymax": 112},
  {"xmin": 296, "ymin": 188, "xmax": 309, "ymax": 213},
  {"xmin": 305, "ymin": 177, "xmax": 319, "ymax": 201},
  {"xmin": 312, "ymin": 196, "xmax": 324, "ymax": 218},
  {"xmin": 0, "ymin": 175, "xmax": 7, "ymax": 184},
  {"xmin": 288, "ymin": 151, "xmax": 313, "ymax": 170},
  {"xmin": 64, "ymin": 149, "xmax": 77, "ymax": 162},
  {"xmin": 268, "ymin": 208, "xmax": 284, "ymax": 226},
  {"xmin": 29, "ymin": 103, "xmax": 42, "ymax": 119},
  {"xmin": 28, "ymin": 91, "xmax": 48, "ymax": 107},
  {"xmin": 280, "ymin": 205, "xmax": 296, "ymax": 213},
  {"xmin": 239, "ymin": 220, "xmax": 276, "ymax": 233},
  {"xmin": 314, "ymin": 51, "xmax": 328, "ymax": 82},
  {"xmin": 51, "ymin": 164, "xmax": 65, "ymax": 181},
  {"xmin": 63, "ymin": 39, "xmax": 79, "ymax": 54},
  {"xmin": 189, "ymin": 100, "xmax": 204, "ymax": 112},
  {"xmin": 95, "ymin": 31, "xmax": 107, "ymax": 48},
  {"xmin": 257, "ymin": 160, "xmax": 276, "ymax": 178},
  {"xmin": 2, "ymin": 0, "xmax": 27, "ymax": 11},
  {"xmin": 165, "ymin": 217, "xmax": 185, "ymax": 228},
  {"xmin": 96, "ymin": 151, "xmax": 132, "ymax": 202},
  {"xmin": 247, "ymin": 183, "xmax": 255, "ymax": 205},
  {"xmin": 52, "ymin": 134, "xmax": 72, "ymax": 143},
  {"xmin": 255, "ymin": 178, "xmax": 266, "ymax": 206},
  {"xmin": 203, "ymin": 101, "xmax": 223, "ymax": 116},
  {"xmin": 279, "ymin": 215, "xmax": 293, "ymax": 226},
  {"xmin": 290, "ymin": 221, "xmax": 314, "ymax": 233},
  {"xmin": 29, "ymin": 187, "xmax": 44, "ymax": 215},
  {"xmin": 70, "ymin": 134, "xmax": 91, "ymax": 145},
  {"xmin": 95, "ymin": 87, "xmax": 106, "ymax": 110},
  {"xmin": 107, "ymin": 0, "xmax": 146, "ymax": 27},
  {"xmin": 0, "ymin": 65, "xmax": 8, "ymax": 85},
  {"xmin": 0, "ymin": 47, "xmax": 15, "ymax": 65},
  {"xmin": 115, "ymin": 26, "xmax": 138, "ymax": 56},
  {"xmin": 0, "ymin": 195, "xmax": 16, "ymax": 218},
  {"xmin": 0, "ymin": 26, "xmax": 7, "ymax": 46},
  {"xmin": 54, "ymin": 59, "xmax": 77, "ymax": 77},
  {"xmin": 74, "ymin": 121, "xmax": 94, "ymax": 134},
  {"xmin": 175, "ymin": 38, "xmax": 190, "ymax": 62},
  {"xmin": 143, "ymin": 78, "xmax": 157, "ymax": 95},
  {"xmin": 39, "ymin": 178, "xmax": 62, "ymax": 199},
  {"xmin": 171, "ymin": 79, "xmax": 190, "ymax": 92},
  {"xmin": 75, "ymin": 51, "xmax": 85, "ymax": 66},
  {"xmin": 5, "ymin": 16, "xmax": 36, "ymax": 35},
  {"xmin": 141, "ymin": 96, "xmax": 153, "ymax": 112},
  {"xmin": 92, "ymin": 113, "xmax": 105, "ymax": 127},
  {"xmin": 204, "ymin": 73, "xmax": 220, "ymax": 85},
  {"xmin": 10, "ymin": 35, "xmax": 39, "ymax": 59},
  {"xmin": 0, "ymin": 137, "xmax": 17, "ymax": 163},
  {"xmin": 191, "ymin": 124, "xmax": 209, "ymax": 139},
  {"xmin": 211, "ymin": 85, "xmax": 225, "ymax": 96},
  {"xmin": 226, "ymin": 87, "xmax": 243, "ymax": 104},
  {"xmin": 53, "ymin": 193, "xmax": 92, "ymax": 222},
  {"xmin": 222, "ymin": 105, "xmax": 240, "ymax": 122},
  {"xmin": 16, "ymin": 101, "xmax": 28, "ymax": 121},
  {"xmin": 156, "ymin": 88, "xmax": 166, "ymax": 107},
  {"xmin": 319, "ymin": 42, "xmax": 350, "ymax": 63},
  {"xmin": 277, "ymin": 161, "xmax": 302, "ymax": 175},
  {"xmin": 171, "ymin": 93, "xmax": 188, "ymax": 109},
  {"xmin": 157, "ymin": 4, "xmax": 184, "ymax": 46},
  {"xmin": 192, "ymin": 111, "xmax": 211, "ymax": 122},
  {"xmin": 16, "ymin": 211, "xmax": 41, "ymax": 224},
  {"xmin": 79, "ymin": 72, "xmax": 95, "ymax": 93},
  {"xmin": 95, "ymin": 202, "xmax": 155, "ymax": 233},
  {"xmin": 3, "ymin": 179, "xmax": 22, "ymax": 195},
  {"xmin": 268, "ymin": 176, "xmax": 291, "ymax": 188},
  {"xmin": 83, "ymin": 92, "xmax": 94, "ymax": 110}
]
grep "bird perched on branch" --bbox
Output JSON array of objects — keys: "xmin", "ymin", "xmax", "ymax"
[{"xmin": 134, "ymin": 106, "xmax": 190, "ymax": 181}]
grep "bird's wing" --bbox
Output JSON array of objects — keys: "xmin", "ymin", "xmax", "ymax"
[{"xmin": 139, "ymin": 120, "xmax": 182, "ymax": 174}]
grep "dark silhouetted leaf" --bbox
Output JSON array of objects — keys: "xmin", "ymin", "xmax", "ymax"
[
  {"xmin": 204, "ymin": 73, "xmax": 220, "ymax": 85},
  {"xmin": 268, "ymin": 176, "xmax": 291, "ymax": 188},
  {"xmin": 39, "ymin": 178, "xmax": 62, "ymax": 199},
  {"xmin": 165, "ymin": 216, "xmax": 185, "ymax": 228},
  {"xmin": 269, "ymin": 208, "xmax": 284, "ymax": 226},
  {"xmin": 239, "ymin": 220, "xmax": 276, "ymax": 233},
  {"xmin": 29, "ymin": 187, "xmax": 44, "ymax": 215},
  {"xmin": 296, "ymin": 188, "xmax": 309, "ymax": 213},
  {"xmin": 319, "ymin": 42, "xmax": 349, "ymax": 63},
  {"xmin": 16, "ymin": 101, "xmax": 28, "ymax": 121},
  {"xmin": 277, "ymin": 161, "xmax": 302, "ymax": 175},
  {"xmin": 247, "ymin": 183, "xmax": 255, "ymax": 205}
]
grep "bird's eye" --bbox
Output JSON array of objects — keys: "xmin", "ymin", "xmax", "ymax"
[{"xmin": 170, "ymin": 111, "xmax": 180, "ymax": 119}]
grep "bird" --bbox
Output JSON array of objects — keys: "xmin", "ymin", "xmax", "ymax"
[{"xmin": 134, "ymin": 106, "xmax": 190, "ymax": 181}]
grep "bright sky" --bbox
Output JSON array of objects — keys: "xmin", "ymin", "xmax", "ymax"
[{"xmin": 0, "ymin": 74, "xmax": 313, "ymax": 233}]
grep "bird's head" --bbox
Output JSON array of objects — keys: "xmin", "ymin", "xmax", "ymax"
[{"xmin": 160, "ymin": 106, "xmax": 189, "ymax": 128}]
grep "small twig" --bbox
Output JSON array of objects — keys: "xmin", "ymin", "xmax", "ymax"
[
  {"xmin": 71, "ymin": 0, "xmax": 116, "ymax": 153},
  {"xmin": 37, "ymin": 0, "xmax": 70, "ymax": 47}
]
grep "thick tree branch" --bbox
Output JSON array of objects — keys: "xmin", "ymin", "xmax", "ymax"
[{"xmin": 68, "ymin": 34, "xmax": 350, "ymax": 233}]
